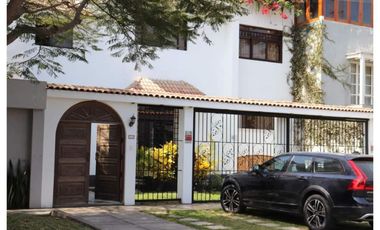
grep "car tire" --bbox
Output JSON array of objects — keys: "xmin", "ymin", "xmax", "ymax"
[
  {"xmin": 220, "ymin": 184, "xmax": 246, "ymax": 213},
  {"xmin": 303, "ymin": 194, "xmax": 334, "ymax": 230}
]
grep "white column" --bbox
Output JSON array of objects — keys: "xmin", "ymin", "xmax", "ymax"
[
  {"xmin": 180, "ymin": 107, "xmax": 194, "ymax": 204},
  {"xmin": 29, "ymin": 109, "xmax": 45, "ymax": 208},
  {"xmin": 359, "ymin": 55, "xmax": 366, "ymax": 105},
  {"xmin": 177, "ymin": 110, "xmax": 184, "ymax": 199},
  {"xmin": 123, "ymin": 103, "xmax": 138, "ymax": 205}
]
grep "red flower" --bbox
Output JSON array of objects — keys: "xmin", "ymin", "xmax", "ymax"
[
  {"xmin": 272, "ymin": 2, "xmax": 280, "ymax": 10},
  {"xmin": 281, "ymin": 12, "xmax": 288, "ymax": 19},
  {"xmin": 261, "ymin": 7, "xmax": 270, "ymax": 15},
  {"xmin": 246, "ymin": 0, "xmax": 254, "ymax": 4}
]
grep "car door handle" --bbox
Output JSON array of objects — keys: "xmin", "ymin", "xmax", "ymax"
[
  {"xmin": 268, "ymin": 175, "xmax": 277, "ymax": 180},
  {"xmin": 297, "ymin": 176, "xmax": 307, "ymax": 181}
]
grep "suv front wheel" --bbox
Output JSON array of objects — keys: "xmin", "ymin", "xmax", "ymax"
[
  {"xmin": 221, "ymin": 184, "xmax": 245, "ymax": 213},
  {"xmin": 303, "ymin": 194, "xmax": 334, "ymax": 230}
]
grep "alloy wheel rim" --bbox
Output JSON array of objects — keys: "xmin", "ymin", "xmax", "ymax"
[
  {"xmin": 305, "ymin": 199, "xmax": 326, "ymax": 228},
  {"xmin": 222, "ymin": 187, "xmax": 240, "ymax": 212}
]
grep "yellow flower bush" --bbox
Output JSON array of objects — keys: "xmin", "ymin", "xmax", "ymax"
[
  {"xmin": 137, "ymin": 141, "xmax": 213, "ymax": 182},
  {"xmin": 194, "ymin": 143, "xmax": 215, "ymax": 182},
  {"xmin": 137, "ymin": 141, "xmax": 177, "ymax": 181}
]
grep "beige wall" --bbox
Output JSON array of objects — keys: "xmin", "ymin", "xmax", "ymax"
[
  {"xmin": 7, "ymin": 79, "xmax": 46, "ymax": 167},
  {"xmin": 7, "ymin": 108, "xmax": 33, "ymax": 167},
  {"xmin": 7, "ymin": 79, "xmax": 47, "ymax": 109}
]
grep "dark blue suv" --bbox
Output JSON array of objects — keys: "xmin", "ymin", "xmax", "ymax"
[{"xmin": 221, "ymin": 152, "xmax": 373, "ymax": 230}]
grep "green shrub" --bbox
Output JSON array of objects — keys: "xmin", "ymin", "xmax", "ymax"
[{"xmin": 7, "ymin": 159, "xmax": 30, "ymax": 209}]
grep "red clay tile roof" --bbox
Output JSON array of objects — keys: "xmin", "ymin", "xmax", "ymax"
[
  {"xmin": 126, "ymin": 78, "xmax": 205, "ymax": 96},
  {"xmin": 47, "ymin": 83, "xmax": 373, "ymax": 113}
]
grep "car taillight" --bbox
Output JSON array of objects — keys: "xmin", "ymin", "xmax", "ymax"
[{"xmin": 347, "ymin": 160, "xmax": 373, "ymax": 191}]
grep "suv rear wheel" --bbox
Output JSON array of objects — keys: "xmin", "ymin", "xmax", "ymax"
[
  {"xmin": 303, "ymin": 194, "xmax": 334, "ymax": 230},
  {"xmin": 221, "ymin": 184, "xmax": 245, "ymax": 213}
]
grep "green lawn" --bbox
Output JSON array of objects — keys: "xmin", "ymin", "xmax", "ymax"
[
  {"xmin": 193, "ymin": 192, "xmax": 220, "ymax": 201},
  {"xmin": 135, "ymin": 192, "xmax": 178, "ymax": 200},
  {"xmin": 148, "ymin": 209, "xmax": 372, "ymax": 230},
  {"xmin": 7, "ymin": 213, "xmax": 93, "ymax": 230},
  {"xmin": 135, "ymin": 192, "xmax": 220, "ymax": 201},
  {"xmin": 149, "ymin": 209, "xmax": 306, "ymax": 230}
]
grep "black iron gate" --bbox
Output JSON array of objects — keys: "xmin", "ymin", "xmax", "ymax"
[
  {"xmin": 193, "ymin": 109, "xmax": 367, "ymax": 202},
  {"xmin": 136, "ymin": 105, "xmax": 180, "ymax": 201}
]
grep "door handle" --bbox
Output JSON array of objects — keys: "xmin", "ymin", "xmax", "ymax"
[
  {"xmin": 297, "ymin": 176, "xmax": 307, "ymax": 181},
  {"xmin": 268, "ymin": 175, "xmax": 277, "ymax": 180}
]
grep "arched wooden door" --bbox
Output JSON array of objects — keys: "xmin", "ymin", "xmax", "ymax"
[{"xmin": 53, "ymin": 101, "xmax": 124, "ymax": 207}]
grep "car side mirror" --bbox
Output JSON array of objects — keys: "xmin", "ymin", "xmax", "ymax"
[{"xmin": 251, "ymin": 164, "xmax": 260, "ymax": 174}]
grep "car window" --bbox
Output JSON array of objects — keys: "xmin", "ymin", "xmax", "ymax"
[
  {"xmin": 314, "ymin": 157, "xmax": 344, "ymax": 174},
  {"xmin": 261, "ymin": 155, "xmax": 291, "ymax": 173},
  {"xmin": 287, "ymin": 155, "xmax": 313, "ymax": 173}
]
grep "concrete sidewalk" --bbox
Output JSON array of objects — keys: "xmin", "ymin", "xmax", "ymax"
[
  {"xmin": 56, "ymin": 204, "xmax": 219, "ymax": 230},
  {"xmin": 54, "ymin": 208, "xmax": 194, "ymax": 230},
  {"xmin": 8, "ymin": 203, "xmax": 220, "ymax": 230}
]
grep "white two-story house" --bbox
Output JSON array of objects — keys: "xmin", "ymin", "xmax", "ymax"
[{"xmin": 7, "ymin": 1, "xmax": 373, "ymax": 209}]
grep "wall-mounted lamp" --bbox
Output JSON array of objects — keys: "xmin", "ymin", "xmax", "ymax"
[{"xmin": 129, "ymin": 115, "xmax": 136, "ymax": 127}]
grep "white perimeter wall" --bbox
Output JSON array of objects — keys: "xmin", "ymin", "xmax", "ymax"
[
  {"xmin": 7, "ymin": 9, "xmax": 293, "ymax": 101},
  {"xmin": 30, "ymin": 89, "xmax": 373, "ymax": 208},
  {"xmin": 322, "ymin": 21, "xmax": 373, "ymax": 105}
]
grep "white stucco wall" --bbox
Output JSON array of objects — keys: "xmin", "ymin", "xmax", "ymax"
[
  {"xmin": 322, "ymin": 21, "xmax": 373, "ymax": 105},
  {"xmin": 7, "ymin": 9, "xmax": 294, "ymax": 101}
]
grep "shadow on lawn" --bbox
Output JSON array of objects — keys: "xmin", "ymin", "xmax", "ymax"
[{"xmin": 244, "ymin": 208, "xmax": 372, "ymax": 230}]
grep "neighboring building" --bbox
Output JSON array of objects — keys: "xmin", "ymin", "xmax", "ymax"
[
  {"xmin": 7, "ymin": 2, "xmax": 374, "ymax": 209},
  {"xmin": 295, "ymin": 0, "xmax": 373, "ymax": 106}
]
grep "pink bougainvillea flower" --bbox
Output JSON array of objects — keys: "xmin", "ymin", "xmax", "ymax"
[
  {"xmin": 281, "ymin": 12, "xmax": 288, "ymax": 19},
  {"xmin": 261, "ymin": 7, "xmax": 270, "ymax": 15},
  {"xmin": 272, "ymin": 2, "xmax": 280, "ymax": 10}
]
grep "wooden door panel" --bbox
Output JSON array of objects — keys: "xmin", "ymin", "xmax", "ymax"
[
  {"xmin": 95, "ymin": 124, "xmax": 122, "ymax": 201},
  {"xmin": 54, "ymin": 122, "xmax": 90, "ymax": 207},
  {"xmin": 59, "ymin": 145, "xmax": 88, "ymax": 158},
  {"xmin": 58, "ymin": 163, "xmax": 87, "ymax": 177}
]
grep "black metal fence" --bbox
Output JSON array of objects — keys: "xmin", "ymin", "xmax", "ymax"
[
  {"xmin": 193, "ymin": 109, "xmax": 367, "ymax": 202},
  {"xmin": 135, "ymin": 105, "xmax": 180, "ymax": 201}
]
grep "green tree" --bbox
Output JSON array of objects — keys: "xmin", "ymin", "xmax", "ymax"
[{"xmin": 7, "ymin": 0, "xmax": 247, "ymax": 79}]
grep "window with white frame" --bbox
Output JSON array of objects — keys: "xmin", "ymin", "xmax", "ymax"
[
  {"xmin": 365, "ymin": 65, "xmax": 373, "ymax": 105},
  {"xmin": 350, "ymin": 63, "xmax": 373, "ymax": 106},
  {"xmin": 350, "ymin": 63, "xmax": 360, "ymax": 104}
]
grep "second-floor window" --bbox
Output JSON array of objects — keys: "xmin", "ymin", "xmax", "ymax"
[
  {"xmin": 35, "ymin": 28, "xmax": 74, "ymax": 49},
  {"xmin": 350, "ymin": 63, "xmax": 373, "ymax": 106},
  {"xmin": 324, "ymin": 0, "xmax": 373, "ymax": 26},
  {"xmin": 297, "ymin": 0, "xmax": 373, "ymax": 27},
  {"xmin": 239, "ymin": 25, "xmax": 282, "ymax": 63},
  {"xmin": 136, "ymin": 25, "xmax": 187, "ymax": 51},
  {"xmin": 296, "ymin": 0, "xmax": 322, "ymax": 24}
]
